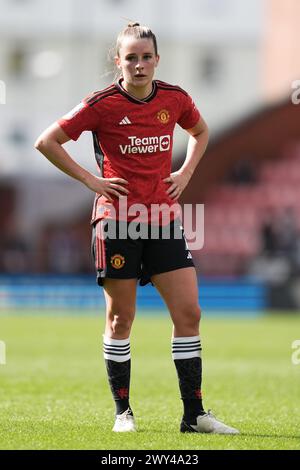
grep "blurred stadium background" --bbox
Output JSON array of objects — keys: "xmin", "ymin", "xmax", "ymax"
[{"xmin": 1, "ymin": 0, "xmax": 300, "ymax": 312}]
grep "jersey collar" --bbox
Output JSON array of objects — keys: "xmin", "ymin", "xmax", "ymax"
[{"xmin": 115, "ymin": 78, "xmax": 158, "ymax": 105}]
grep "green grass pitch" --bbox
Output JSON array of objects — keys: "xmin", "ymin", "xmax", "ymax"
[{"xmin": 0, "ymin": 311, "xmax": 299, "ymax": 450}]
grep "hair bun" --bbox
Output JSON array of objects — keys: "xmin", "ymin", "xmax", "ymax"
[{"xmin": 128, "ymin": 22, "xmax": 140, "ymax": 27}]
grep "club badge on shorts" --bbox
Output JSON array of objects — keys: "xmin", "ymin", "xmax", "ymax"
[{"xmin": 110, "ymin": 254, "xmax": 125, "ymax": 269}]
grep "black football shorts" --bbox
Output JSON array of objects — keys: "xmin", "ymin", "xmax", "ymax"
[{"xmin": 91, "ymin": 218, "xmax": 194, "ymax": 286}]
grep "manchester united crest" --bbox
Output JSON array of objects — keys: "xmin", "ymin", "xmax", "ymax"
[
  {"xmin": 157, "ymin": 109, "xmax": 170, "ymax": 124},
  {"xmin": 110, "ymin": 254, "xmax": 125, "ymax": 269}
]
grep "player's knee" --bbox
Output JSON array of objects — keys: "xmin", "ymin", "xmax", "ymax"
[
  {"xmin": 188, "ymin": 306, "xmax": 201, "ymax": 328},
  {"xmin": 110, "ymin": 313, "xmax": 134, "ymax": 336},
  {"xmin": 176, "ymin": 304, "xmax": 201, "ymax": 330}
]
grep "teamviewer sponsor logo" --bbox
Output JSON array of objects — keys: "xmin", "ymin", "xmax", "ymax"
[
  {"xmin": 159, "ymin": 135, "xmax": 170, "ymax": 151},
  {"xmin": 119, "ymin": 135, "xmax": 171, "ymax": 155}
]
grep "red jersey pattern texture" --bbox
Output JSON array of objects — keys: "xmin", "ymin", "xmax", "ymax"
[{"xmin": 57, "ymin": 79, "xmax": 201, "ymax": 225}]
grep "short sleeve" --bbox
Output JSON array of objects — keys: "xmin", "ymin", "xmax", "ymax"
[
  {"xmin": 177, "ymin": 93, "xmax": 201, "ymax": 130},
  {"xmin": 57, "ymin": 99, "xmax": 99, "ymax": 141}
]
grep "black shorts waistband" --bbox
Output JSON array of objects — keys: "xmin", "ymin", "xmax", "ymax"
[{"xmin": 100, "ymin": 218, "xmax": 183, "ymax": 240}]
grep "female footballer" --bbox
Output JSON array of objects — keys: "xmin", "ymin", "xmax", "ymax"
[{"xmin": 35, "ymin": 23, "xmax": 239, "ymax": 435}]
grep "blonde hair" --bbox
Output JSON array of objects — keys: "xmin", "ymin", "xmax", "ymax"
[{"xmin": 116, "ymin": 22, "xmax": 158, "ymax": 57}]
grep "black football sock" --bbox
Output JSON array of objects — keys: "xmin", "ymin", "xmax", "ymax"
[
  {"xmin": 103, "ymin": 336, "xmax": 132, "ymax": 415},
  {"xmin": 172, "ymin": 336, "xmax": 205, "ymax": 423}
]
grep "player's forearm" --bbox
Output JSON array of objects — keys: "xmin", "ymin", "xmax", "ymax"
[
  {"xmin": 180, "ymin": 127, "xmax": 209, "ymax": 180},
  {"xmin": 35, "ymin": 139, "xmax": 92, "ymax": 186}
]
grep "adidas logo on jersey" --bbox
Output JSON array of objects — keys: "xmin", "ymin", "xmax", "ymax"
[{"xmin": 119, "ymin": 116, "xmax": 132, "ymax": 125}]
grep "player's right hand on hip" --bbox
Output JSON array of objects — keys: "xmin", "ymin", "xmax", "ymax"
[{"xmin": 85, "ymin": 175, "xmax": 129, "ymax": 202}]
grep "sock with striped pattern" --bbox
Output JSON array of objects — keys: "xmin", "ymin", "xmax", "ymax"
[
  {"xmin": 172, "ymin": 336, "xmax": 205, "ymax": 422},
  {"xmin": 103, "ymin": 335, "xmax": 132, "ymax": 415}
]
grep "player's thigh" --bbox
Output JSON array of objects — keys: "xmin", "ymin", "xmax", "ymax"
[
  {"xmin": 103, "ymin": 277, "xmax": 138, "ymax": 320},
  {"xmin": 151, "ymin": 267, "xmax": 201, "ymax": 324}
]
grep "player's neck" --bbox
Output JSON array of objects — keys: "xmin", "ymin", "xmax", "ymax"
[{"xmin": 122, "ymin": 80, "xmax": 154, "ymax": 100}]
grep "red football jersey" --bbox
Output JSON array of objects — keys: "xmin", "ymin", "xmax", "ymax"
[{"xmin": 57, "ymin": 78, "xmax": 200, "ymax": 225}]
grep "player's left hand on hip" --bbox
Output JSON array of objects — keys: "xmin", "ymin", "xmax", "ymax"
[{"xmin": 163, "ymin": 171, "xmax": 190, "ymax": 200}]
